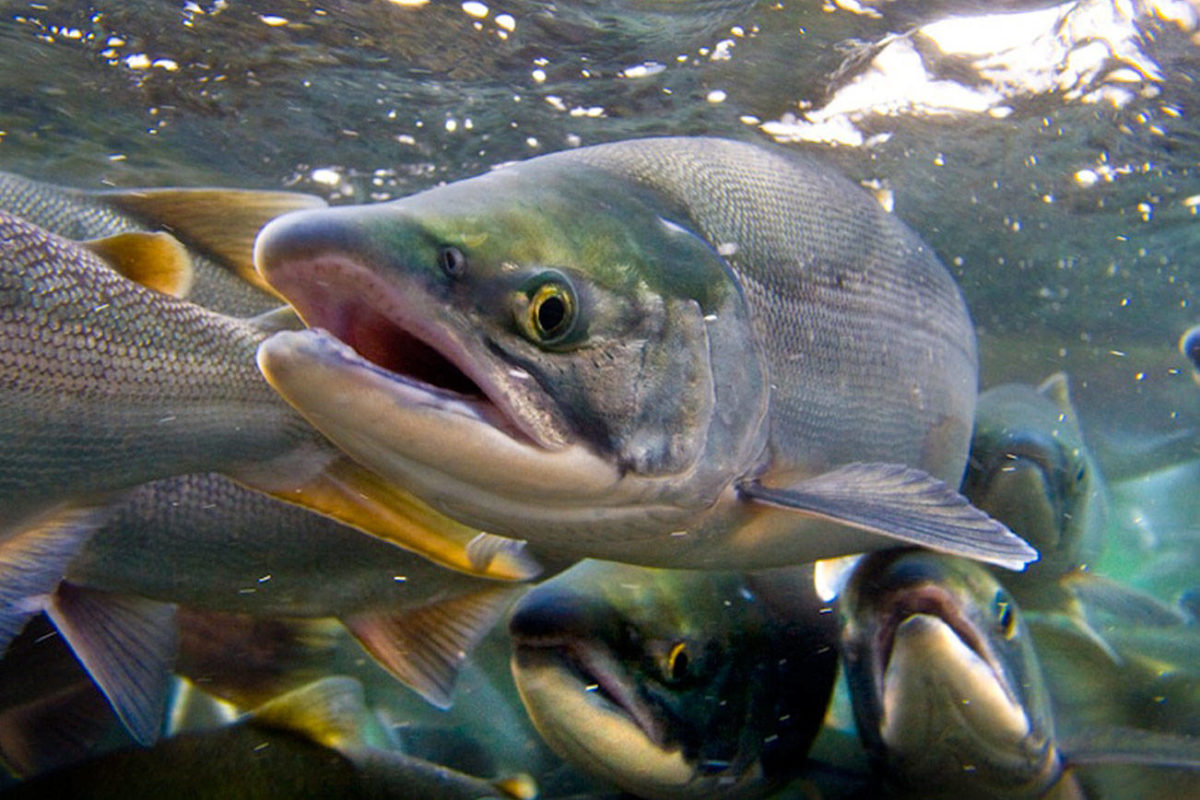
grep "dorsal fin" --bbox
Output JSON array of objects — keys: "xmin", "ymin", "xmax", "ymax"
[
  {"xmin": 1037, "ymin": 372, "xmax": 1081, "ymax": 429},
  {"xmin": 101, "ymin": 187, "xmax": 326, "ymax": 297},
  {"xmin": 82, "ymin": 231, "xmax": 193, "ymax": 298}
]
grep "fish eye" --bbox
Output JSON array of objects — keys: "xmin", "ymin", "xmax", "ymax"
[
  {"xmin": 519, "ymin": 279, "xmax": 577, "ymax": 345},
  {"xmin": 1180, "ymin": 324, "xmax": 1200, "ymax": 369},
  {"xmin": 667, "ymin": 642, "xmax": 689, "ymax": 681},
  {"xmin": 438, "ymin": 246, "xmax": 467, "ymax": 277},
  {"xmin": 994, "ymin": 591, "xmax": 1017, "ymax": 639}
]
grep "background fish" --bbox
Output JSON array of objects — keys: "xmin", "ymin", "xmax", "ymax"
[
  {"xmin": 963, "ymin": 374, "xmax": 1184, "ymax": 652},
  {"xmin": 254, "ymin": 135, "xmax": 1034, "ymax": 572},
  {"xmin": 1, "ymin": 676, "xmax": 534, "ymax": 800},
  {"xmin": 0, "ymin": 211, "xmax": 534, "ymax": 746},
  {"xmin": 65, "ymin": 472, "xmax": 543, "ymax": 712},
  {"xmin": 0, "ymin": 169, "xmax": 319, "ymax": 317},
  {"xmin": 508, "ymin": 560, "xmax": 839, "ymax": 799},
  {"xmin": 838, "ymin": 549, "xmax": 1200, "ymax": 799}
]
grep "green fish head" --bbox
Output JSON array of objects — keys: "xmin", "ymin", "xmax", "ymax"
[
  {"xmin": 508, "ymin": 561, "xmax": 837, "ymax": 799},
  {"xmin": 962, "ymin": 378, "xmax": 1105, "ymax": 584},
  {"xmin": 255, "ymin": 157, "xmax": 769, "ymax": 552},
  {"xmin": 838, "ymin": 549, "xmax": 1059, "ymax": 798}
]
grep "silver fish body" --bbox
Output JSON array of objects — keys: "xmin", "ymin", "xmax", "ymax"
[
  {"xmin": 255, "ymin": 136, "xmax": 1033, "ymax": 570},
  {"xmin": 0, "ymin": 210, "xmax": 322, "ymax": 535},
  {"xmin": 0, "ymin": 169, "xmax": 300, "ymax": 316}
]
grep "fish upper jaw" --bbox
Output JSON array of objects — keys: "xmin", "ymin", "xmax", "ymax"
[{"xmin": 254, "ymin": 212, "xmax": 573, "ymax": 451}]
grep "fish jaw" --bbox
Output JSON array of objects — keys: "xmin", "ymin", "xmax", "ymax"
[
  {"xmin": 510, "ymin": 634, "xmax": 700, "ymax": 798},
  {"xmin": 880, "ymin": 614, "xmax": 1033, "ymax": 773},
  {"xmin": 253, "ymin": 207, "xmax": 574, "ymax": 451},
  {"xmin": 257, "ymin": 327, "xmax": 620, "ymax": 501}
]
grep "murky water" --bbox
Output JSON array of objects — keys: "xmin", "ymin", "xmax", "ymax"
[{"xmin": 1, "ymin": 1, "xmax": 1199, "ymax": 797}]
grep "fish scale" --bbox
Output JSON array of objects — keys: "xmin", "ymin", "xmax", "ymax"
[
  {"xmin": 0, "ymin": 170, "xmax": 283, "ymax": 317},
  {"xmin": 0, "ymin": 210, "xmax": 314, "ymax": 532},
  {"xmin": 570, "ymin": 137, "xmax": 976, "ymax": 482}
]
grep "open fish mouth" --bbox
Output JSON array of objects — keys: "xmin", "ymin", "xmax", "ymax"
[
  {"xmin": 874, "ymin": 585, "xmax": 1032, "ymax": 755},
  {"xmin": 253, "ymin": 213, "xmax": 624, "ymax": 513},
  {"xmin": 874, "ymin": 583, "xmax": 997, "ymax": 692},
  {"xmin": 512, "ymin": 637, "xmax": 666, "ymax": 747},
  {"xmin": 254, "ymin": 248, "xmax": 539, "ymax": 446}
]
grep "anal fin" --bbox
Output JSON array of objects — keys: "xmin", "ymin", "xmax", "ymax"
[
  {"xmin": 46, "ymin": 583, "xmax": 177, "ymax": 746},
  {"xmin": 251, "ymin": 676, "xmax": 370, "ymax": 750},
  {"xmin": 739, "ymin": 462, "xmax": 1039, "ymax": 570},
  {"xmin": 343, "ymin": 585, "xmax": 524, "ymax": 709}
]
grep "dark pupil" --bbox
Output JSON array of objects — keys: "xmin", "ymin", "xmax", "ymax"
[
  {"xmin": 440, "ymin": 247, "xmax": 465, "ymax": 276},
  {"xmin": 537, "ymin": 294, "xmax": 566, "ymax": 334},
  {"xmin": 671, "ymin": 651, "xmax": 688, "ymax": 680},
  {"xmin": 999, "ymin": 604, "xmax": 1013, "ymax": 632}
]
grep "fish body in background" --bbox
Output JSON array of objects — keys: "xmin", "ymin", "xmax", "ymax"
[
  {"xmin": 255, "ymin": 136, "xmax": 1035, "ymax": 571},
  {"xmin": 0, "ymin": 211, "xmax": 533, "ymax": 746},
  {"xmin": 838, "ymin": 548, "xmax": 1064, "ymax": 799},
  {"xmin": 508, "ymin": 559, "xmax": 839, "ymax": 799},
  {"xmin": 962, "ymin": 374, "xmax": 1184, "ymax": 650},
  {"xmin": 838, "ymin": 548, "xmax": 1200, "ymax": 799},
  {"xmin": 66, "ymin": 472, "xmax": 542, "ymax": 711},
  {"xmin": 0, "ymin": 169, "xmax": 320, "ymax": 316},
  {"xmin": 1, "ymin": 676, "xmax": 535, "ymax": 800}
]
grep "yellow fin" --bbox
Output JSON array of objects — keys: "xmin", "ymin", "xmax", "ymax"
[
  {"xmin": 250, "ymin": 676, "xmax": 368, "ymax": 750},
  {"xmin": 101, "ymin": 187, "xmax": 326, "ymax": 298},
  {"xmin": 256, "ymin": 456, "xmax": 542, "ymax": 582},
  {"xmin": 82, "ymin": 231, "xmax": 193, "ymax": 298},
  {"xmin": 492, "ymin": 773, "xmax": 539, "ymax": 800}
]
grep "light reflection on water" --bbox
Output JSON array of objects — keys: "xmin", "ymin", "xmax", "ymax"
[{"xmin": 1, "ymin": 0, "xmax": 1199, "ymax": 796}]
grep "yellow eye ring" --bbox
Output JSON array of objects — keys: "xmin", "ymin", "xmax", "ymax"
[
  {"xmin": 995, "ymin": 596, "xmax": 1016, "ymax": 639},
  {"xmin": 667, "ymin": 641, "xmax": 689, "ymax": 681},
  {"xmin": 524, "ymin": 281, "xmax": 575, "ymax": 343}
]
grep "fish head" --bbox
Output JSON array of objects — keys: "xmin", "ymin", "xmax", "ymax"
[
  {"xmin": 508, "ymin": 561, "xmax": 836, "ymax": 799},
  {"xmin": 963, "ymin": 378, "xmax": 1105, "ymax": 583},
  {"xmin": 838, "ymin": 549, "xmax": 1059, "ymax": 798},
  {"xmin": 255, "ymin": 159, "xmax": 769, "ymax": 556}
]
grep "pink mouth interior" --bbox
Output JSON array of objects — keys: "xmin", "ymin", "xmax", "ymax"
[{"xmin": 283, "ymin": 266, "xmax": 487, "ymax": 400}]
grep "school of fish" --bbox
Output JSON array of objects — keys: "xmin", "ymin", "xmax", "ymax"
[{"xmin": 0, "ymin": 136, "xmax": 1198, "ymax": 799}]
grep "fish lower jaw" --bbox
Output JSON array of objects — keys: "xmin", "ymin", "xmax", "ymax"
[
  {"xmin": 879, "ymin": 615, "xmax": 1036, "ymax": 784},
  {"xmin": 511, "ymin": 648, "xmax": 697, "ymax": 796}
]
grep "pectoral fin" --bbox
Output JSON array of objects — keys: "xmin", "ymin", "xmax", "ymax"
[
  {"xmin": 1064, "ymin": 726, "xmax": 1200, "ymax": 769},
  {"xmin": 82, "ymin": 231, "xmax": 193, "ymax": 298},
  {"xmin": 102, "ymin": 187, "xmax": 326, "ymax": 298},
  {"xmin": 738, "ymin": 462, "xmax": 1038, "ymax": 570},
  {"xmin": 46, "ymin": 583, "xmax": 177, "ymax": 746},
  {"xmin": 249, "ymin": 456, "xmax": 542, "ymax": 581},
  {"xmin": 342, "ymin": 585, "xmax": 524, "ymax": 710},
  {"xmin": 0, "ymin": 508, "xmax": 107, "ymax": 654}
]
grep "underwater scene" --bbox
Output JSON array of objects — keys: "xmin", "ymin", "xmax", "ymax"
[{"xmin": 2, "ymin": 0, "xmax": 1200, "ymax": 797}]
